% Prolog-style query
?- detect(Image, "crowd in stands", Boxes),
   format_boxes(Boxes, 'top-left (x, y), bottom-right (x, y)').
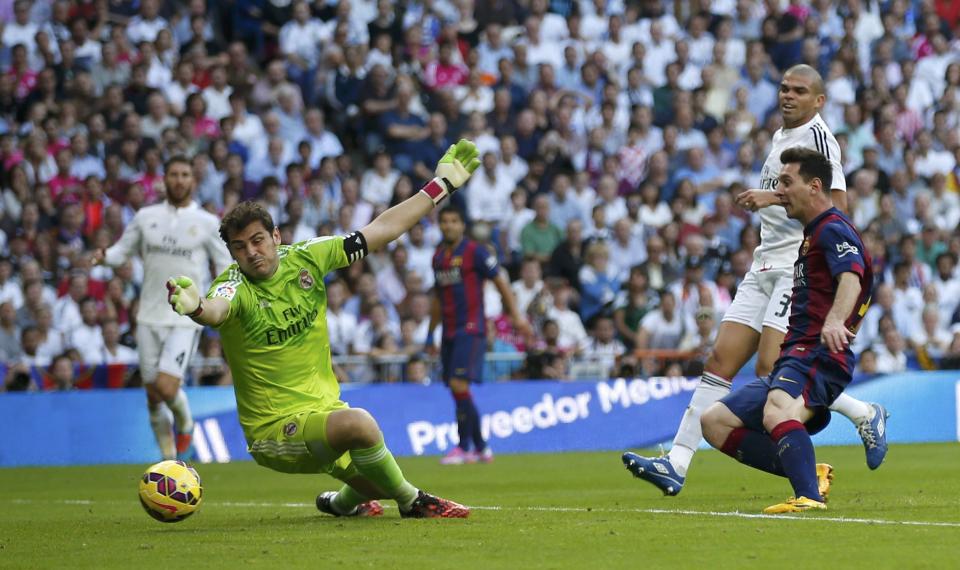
top-left (2, 0), bottom-right (960, 390)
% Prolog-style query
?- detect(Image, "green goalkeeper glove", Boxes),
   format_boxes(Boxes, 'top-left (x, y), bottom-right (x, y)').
top-left (166, 276), bottom-right (203, 318)
top-left (420, 139), bottom-right (481, 205)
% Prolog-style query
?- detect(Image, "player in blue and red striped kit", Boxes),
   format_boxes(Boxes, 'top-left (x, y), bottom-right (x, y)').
top-left (429, 206), bottom-right (532, 464)
top-left (702, 147), bottom-right (874, 514)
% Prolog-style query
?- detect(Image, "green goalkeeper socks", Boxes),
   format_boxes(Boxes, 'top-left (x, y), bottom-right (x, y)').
top-left (350, 441), bottom-right (418, 510)
top-left (330, 484), bottom-right (369, 515)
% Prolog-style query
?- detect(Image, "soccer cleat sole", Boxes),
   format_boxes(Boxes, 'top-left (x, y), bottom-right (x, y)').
top-left (401, 491), bottom-right (471, 519)
top-left (762, 496), bottom-right (827, 514)
top-left (865, 405), bottom-right (890, 470)
top-left (621, 452), bottom-right (684, 496)
top-left (816, 463), bottom-right (834, 503)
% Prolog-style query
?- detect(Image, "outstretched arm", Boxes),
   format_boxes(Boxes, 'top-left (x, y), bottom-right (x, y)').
top-left (93, 214), bottom-right (143, 267)
top-left (359, 139), bottom-right (480, 252)
top-left (166, 277), bottom-right (230, 327)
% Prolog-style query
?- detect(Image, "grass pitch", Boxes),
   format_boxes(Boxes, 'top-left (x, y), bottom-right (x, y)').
top-left (1, 443), bottom-right (958, 569)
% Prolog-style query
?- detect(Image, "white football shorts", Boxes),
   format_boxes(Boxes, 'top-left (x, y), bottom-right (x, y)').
top-left (136, 324), bottom-right (201, 384)
top-left (721, 269), bottom-right (794, 334)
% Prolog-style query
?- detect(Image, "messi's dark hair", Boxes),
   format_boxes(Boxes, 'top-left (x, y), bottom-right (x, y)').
top-left (779, 147), bottom-right (832, 191)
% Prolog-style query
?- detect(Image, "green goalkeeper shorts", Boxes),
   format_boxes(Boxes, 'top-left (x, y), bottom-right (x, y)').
top-left (246, 401), bottom-right (360, 479)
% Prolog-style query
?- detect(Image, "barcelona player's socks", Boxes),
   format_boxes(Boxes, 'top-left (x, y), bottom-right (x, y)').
top-left (350, 441), bottom-right (419, 510)
top-left (720, 427), bottom-right (785, 476)
top-left (454, 390), bottom-right (484, 451)
top-left (770, 420), bottom-right (821, 501)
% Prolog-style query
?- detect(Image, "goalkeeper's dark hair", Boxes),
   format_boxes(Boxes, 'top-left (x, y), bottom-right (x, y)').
top-left (438, 204), bottom-right (465, 222)
top-left (219, 201), bottom-right (276, 245)
top-left (779, 147), bottom-right (832, 192)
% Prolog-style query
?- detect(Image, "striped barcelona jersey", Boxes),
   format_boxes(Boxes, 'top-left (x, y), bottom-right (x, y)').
top-left (782, 208), bottom-right (873, 373)
top-left (433, 239), bottom-right (500, 339)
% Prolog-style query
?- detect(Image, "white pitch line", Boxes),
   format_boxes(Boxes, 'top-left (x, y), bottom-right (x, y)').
top-left (10, 499), bottom-right (960, 528)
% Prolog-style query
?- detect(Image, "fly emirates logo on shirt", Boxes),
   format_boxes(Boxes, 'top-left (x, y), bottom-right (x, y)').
top-left (264, 305), bottom-right (319, 346)
top-left (759, 164), bottom-right (779, 191)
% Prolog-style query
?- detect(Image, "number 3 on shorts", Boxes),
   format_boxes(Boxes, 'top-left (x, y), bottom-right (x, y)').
top-left (774, 292), bottom-right (790, 318)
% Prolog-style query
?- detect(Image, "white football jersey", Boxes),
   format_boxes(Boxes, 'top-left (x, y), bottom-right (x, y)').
top-left (753, 113), bottom-right (846, 271)
top-left (105, 201), bottom-right (232, 328)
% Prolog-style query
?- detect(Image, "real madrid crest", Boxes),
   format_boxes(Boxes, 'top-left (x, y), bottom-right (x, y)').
top-left (800, 238), bottom-right (810, 256)
top-left (298, 268), bottom-right (314, 289)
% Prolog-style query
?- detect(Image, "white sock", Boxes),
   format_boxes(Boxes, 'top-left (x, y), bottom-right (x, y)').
top-left (669, 372), bottom-right (731, 476)
top-left (166, 388), bottom-right (195, 434)
top-left (829, 393), bottom-right (873, 424)
top-left (149, 404), bottom-right (176, 460)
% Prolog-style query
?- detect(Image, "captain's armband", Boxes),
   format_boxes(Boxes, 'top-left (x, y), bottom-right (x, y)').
top-left (342, 231), bottom-right (369, 263)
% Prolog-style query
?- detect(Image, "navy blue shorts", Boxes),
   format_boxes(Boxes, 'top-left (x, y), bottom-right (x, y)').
top-left (440, 334), bottom-right (486, 385)
top-left (721, 350), bottom-right (851, 436)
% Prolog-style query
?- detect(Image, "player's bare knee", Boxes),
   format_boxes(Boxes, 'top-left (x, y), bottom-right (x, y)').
top-left (700, 404), bottom-right (725, 447)
top-left (145, 384), bottom-right (164, 406)
top-left (339, 409), bottom-right (382, 448)
top-left (762, 402), bottom-right (790, 433)
top-left (703, 349), bottom-right (737, 380)
top-left (154, 373), bottom-right (181, 401)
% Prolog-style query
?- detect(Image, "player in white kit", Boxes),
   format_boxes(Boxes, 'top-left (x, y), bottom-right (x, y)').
top-left (94, 157), bottom-right (232, 460)
top-left (623, 65), bottom-right (889, 495)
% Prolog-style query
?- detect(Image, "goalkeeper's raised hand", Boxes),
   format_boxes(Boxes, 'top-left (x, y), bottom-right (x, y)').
top-left (419, 139), bottom-right (481, 205)
top-left (166, 276), bottom-right (203, 318)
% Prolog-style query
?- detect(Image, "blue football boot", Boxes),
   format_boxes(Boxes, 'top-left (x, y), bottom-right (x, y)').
top-left (857, 403), bottom-right (889, 470)
top-left (622, 451), bottom-right (685, 496)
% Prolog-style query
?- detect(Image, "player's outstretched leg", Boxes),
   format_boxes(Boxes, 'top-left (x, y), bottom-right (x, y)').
top-left (622, 322), bottom-right (760, 494)
top-left (829, 394), bottom-right (888, 469)
top-left (622, 372), bottom-right (733, 495)
top-left (319, 409), bottom-right (469, 518)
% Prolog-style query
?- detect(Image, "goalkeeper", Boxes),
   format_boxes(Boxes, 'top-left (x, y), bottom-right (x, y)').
top-left (167, 141), bottom-right (481, 518)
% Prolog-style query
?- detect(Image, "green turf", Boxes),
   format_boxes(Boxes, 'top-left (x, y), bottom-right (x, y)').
top-left (1, 443), bottom-right (957, 569)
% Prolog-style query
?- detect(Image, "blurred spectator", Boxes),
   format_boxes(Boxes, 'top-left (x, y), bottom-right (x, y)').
top-left (546, 284), bottom-right (587, 354)
top-left (637, 290), bottom-right (689, 351)
top-left (89, 318), bottom-right (138, 366)
top-left (47, 352), bottom-right (75, 390)
top-left (910, 304), bottom-right (952, 362)
top-left (326, 279), bottom-right (358, 357)
top-left (578, 241), bottom-right (620, 324)
top-left (678, 305), bottom-right (718, 375)
top-left (512, 257), bottom-right (544, 316)
top-left (521, 194), bottom-right (564, 265)
top-left (874, 328), bottom-right (908, 374)
top-left (0, 301), bottom-right (21, 363)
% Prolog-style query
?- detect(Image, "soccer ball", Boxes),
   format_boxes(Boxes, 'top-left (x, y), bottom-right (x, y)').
top-left (138, 460), bottom-right (204, 523)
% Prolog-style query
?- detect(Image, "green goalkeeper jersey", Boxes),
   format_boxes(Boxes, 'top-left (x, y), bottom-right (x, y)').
top-left (206, 236), bottom-right (353, 440)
